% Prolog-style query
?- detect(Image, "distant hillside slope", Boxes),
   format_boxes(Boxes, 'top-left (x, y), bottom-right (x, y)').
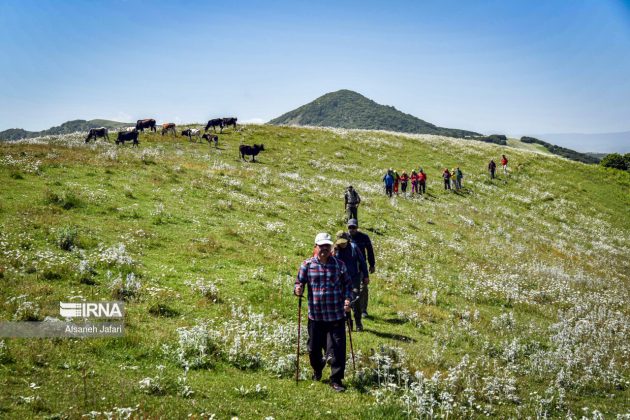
top-left (0, 119), bottom-right (130, 141)
top-left (269, 89), bottom-right (481, 138)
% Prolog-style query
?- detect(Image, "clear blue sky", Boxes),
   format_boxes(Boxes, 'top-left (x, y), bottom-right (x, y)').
top-left (1, 0), bottom-right (629, 151)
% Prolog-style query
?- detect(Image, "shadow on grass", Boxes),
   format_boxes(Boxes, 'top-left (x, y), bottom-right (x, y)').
top-left (363, 328), bottom-right (416, 343)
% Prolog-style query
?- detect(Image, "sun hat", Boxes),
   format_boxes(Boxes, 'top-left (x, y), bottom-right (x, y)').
top-left (335, 230), bottom-right (350, 245)
top-left (314, 232), bottom-right (333, 246)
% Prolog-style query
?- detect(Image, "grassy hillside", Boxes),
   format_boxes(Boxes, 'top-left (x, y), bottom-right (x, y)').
top-left (269, 90), bottom-right (481, 138)
top-left (0, 125), bottom-right (628, 418)
top-left (0, 119), bottom-right (131, 141)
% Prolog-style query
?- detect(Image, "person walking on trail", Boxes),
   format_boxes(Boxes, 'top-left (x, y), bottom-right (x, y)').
top-left (295, 232), bottom-right (352, 392)
top-left (333, 231), bottom-right (369, 331)
top-left (393, 170), bottom-right (400, 195)
top-left (399, 171), bottom-right (409, 195)
top-left (418, 169), bottom-right (427, 194)
top-left (455, 167), bottom-right (463, 190)
top-left (501, 155), bottom-right (508, 175)
top-left (410, 170), bottom-right (419, 195)
top-left (383, 169), bottom-right (394, 197)
top-left (344, 186), bottom-right (361, 222)
top-left (347, 218), bottom-right (375, 318)
top-left (442, 168), bottom-right (452, 190)
top-left (488, 159), bottom-right (497, 179)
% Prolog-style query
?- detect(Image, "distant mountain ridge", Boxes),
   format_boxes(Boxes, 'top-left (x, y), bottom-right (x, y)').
top-left (269, 90), bottom-right (481, 138)
top-left (0, 119), bottom-right (131, 141)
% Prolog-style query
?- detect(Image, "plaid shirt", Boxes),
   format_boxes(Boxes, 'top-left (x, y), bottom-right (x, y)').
top-left (295, 256), bottom-right (352, 322)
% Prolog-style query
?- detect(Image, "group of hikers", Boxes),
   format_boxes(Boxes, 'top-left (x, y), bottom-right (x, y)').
top-left (489, 154), bottom-right (509, 179)
top-left (294, 219), bottom-right (375, 392)
top-left (381, 154), bottom-right (510, 197)
top-left (294, 154), bottom-right (510, 392)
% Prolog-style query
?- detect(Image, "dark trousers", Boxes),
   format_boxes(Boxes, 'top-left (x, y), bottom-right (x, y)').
top-left (490, 169), bottom-right (495, 179)
top-left (308, 319), bottom-right (346, 383)
top-left (419, 181), bottom-right (426, 194)
top-left (385, 186), bottom-right (393, 197)
top-left (346, 205), bottom-right (358, 222)
top-left (401, 182), bottom-right (408, 193)
top-left (359, 283), bottom-right (368, 315)
top-left (444, 179), bottom-right (451, 190)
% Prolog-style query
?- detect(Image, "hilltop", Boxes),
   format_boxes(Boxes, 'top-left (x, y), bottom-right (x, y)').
top-left (269, 90), bottom-right (481, 138)
top-left (0, 119), bottom-right (130, 141)
top-left (0, 125), bottom-right (628, 418)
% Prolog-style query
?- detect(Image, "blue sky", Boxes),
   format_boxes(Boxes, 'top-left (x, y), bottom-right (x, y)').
top-left (1, 0), bottom-right (629, 151)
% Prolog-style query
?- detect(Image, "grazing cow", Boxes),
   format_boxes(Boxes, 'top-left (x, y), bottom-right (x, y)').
top-left (181, 128), bottom-right (201, 141)
top-left (116, 131), bottom-right (139, 147)
top-left (85, 127), bottom-right (109, 143)
top-left (239, 144), bottom-right (264, 162)
top-left (124, 126), bottom-right (137, 133)
top-left (161, 123), bottom-right (176, 136)
top-left (136, 119), bottom-right (157, 132)
top-left (202, 133), bottom-right (218, 147)
top-left (204, 118), bottom-right (223, 133)
top-left (221, 117), bottom-right (237, 131)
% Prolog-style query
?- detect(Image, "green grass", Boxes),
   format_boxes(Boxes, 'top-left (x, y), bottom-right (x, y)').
top-left (0, 125), bottom-right (628, 418)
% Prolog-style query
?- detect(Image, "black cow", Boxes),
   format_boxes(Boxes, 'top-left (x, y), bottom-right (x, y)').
top-left (85, 127), bottom-right (109, 143)
top-left (239, 144), bottom-right (264, 162)
top-left (116, 131), bottom-right (139, 147)
top-left (204, 118), bottom-right (223, 133)
top-left (221, 117), bottom-right (237, 131)
top-left (136, 119), bottom-right (157, 132)
top-left (202, 133), bottom-right (218, 147)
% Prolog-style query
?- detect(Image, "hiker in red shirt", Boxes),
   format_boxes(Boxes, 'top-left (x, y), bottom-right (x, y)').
top-left (393, 171), bottom-right (400, 195)
top-left (418, 169), bottom-right (427, 194)
top-left (501, 155), bottom-right (508, 175)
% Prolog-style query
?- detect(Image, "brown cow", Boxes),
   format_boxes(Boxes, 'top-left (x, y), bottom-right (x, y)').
top-left (161, 123), bottom-right (176, 136)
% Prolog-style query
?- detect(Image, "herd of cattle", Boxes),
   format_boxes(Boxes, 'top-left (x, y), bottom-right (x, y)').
top-left (84, 117), bottom-right (265, 161)
top-left (84, 117), bottom-right (238, 146)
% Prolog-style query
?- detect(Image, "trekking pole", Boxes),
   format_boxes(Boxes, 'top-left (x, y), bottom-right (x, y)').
top-left (296, 294), bottom-right (303, 385)
top-left (346, 311), bottom-right (356, 373)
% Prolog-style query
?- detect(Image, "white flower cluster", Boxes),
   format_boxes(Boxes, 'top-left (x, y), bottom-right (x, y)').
top-left (97, 243), bottom-right (135, 267)
top-left (185, 278), bottom-right (220, 302)
top-left (167, 305), bottom-right (304, 377)
top-left (0, 154), bottom-right (41, 173)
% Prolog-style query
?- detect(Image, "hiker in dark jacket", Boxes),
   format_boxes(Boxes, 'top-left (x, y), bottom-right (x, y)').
top-left (347, 218), bottom-right (375, 318)
top-left (488, 160), bottom-right (497, 179)
top-left (383, 169), bottom-right (394, 197)
top-left (399, 171), bottom-right (409, 195)
top-left (334, 231), bottom-right (369, 331)
top-left (344, 185), bottom-right (361, 223)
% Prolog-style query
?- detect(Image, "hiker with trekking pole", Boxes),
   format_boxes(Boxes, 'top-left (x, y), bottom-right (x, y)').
top-left (333, 231), bottom-right (369, 331)
top-left (294, 232), bottom-right (353, 392)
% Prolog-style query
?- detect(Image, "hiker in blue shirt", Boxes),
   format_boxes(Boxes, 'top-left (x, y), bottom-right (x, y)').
top-left (383, 169), bottom-right (395, 197)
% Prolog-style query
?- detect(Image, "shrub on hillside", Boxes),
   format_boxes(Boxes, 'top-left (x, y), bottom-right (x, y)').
top-left (44, 189), bottom-right (83, 209)
top-left (600, 153), bottom-right (628, 171)
top-left (56, 226), bottom-right (78, 251)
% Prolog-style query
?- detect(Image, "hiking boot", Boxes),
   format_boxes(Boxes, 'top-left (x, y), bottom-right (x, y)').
top-left (362, 311), bottom-right (368, 318)
top-left (356, 323), bottom-right (363, 332)
top-left (312, 371), bottom-right (322, 381)
top-left (330, 382), bottom-right (346, 392)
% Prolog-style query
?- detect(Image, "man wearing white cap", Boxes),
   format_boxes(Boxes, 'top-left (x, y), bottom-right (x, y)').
top-left (295, 232), bottom-right (353, 392)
